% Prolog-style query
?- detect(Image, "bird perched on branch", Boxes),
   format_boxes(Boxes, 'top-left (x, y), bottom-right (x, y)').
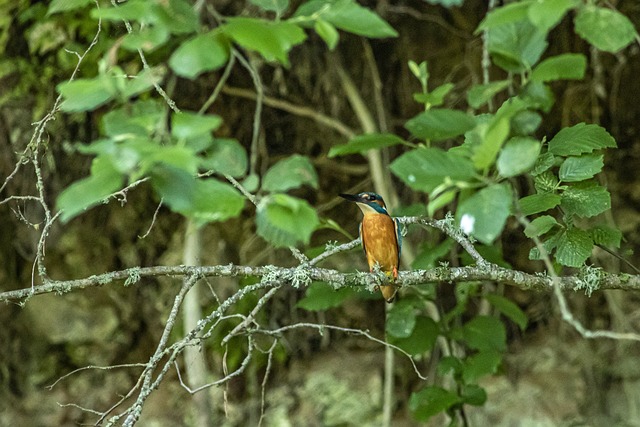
top-left (339, 192), bottom-right (402, 302)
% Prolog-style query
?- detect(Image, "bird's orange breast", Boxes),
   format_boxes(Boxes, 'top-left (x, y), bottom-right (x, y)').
top-left (361, 213), bottom-right (399, 273)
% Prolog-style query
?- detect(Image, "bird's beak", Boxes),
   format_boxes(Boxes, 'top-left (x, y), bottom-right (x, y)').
top-left (339, 193), bottom-right (359, 202)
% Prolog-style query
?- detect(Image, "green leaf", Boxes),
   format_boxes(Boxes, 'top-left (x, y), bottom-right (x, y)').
top-left (575, 6), bottom-right (638, 53)
top-left (488, 19), bottom-right (547, 73)
top-left (57, 157), bottom-right (123, 222)
top-left (328, 133), bottom-right (405, 157)
top-left (151, 0), bottom-right (200, 34)
top-left (150, 164), bottom-right (197, 212)
top-left (389, 316), bottom-right (439, 356)
top-left (57, 76), bottom-right (114, 112)
top-left (386, 301), bottom-right (417, 338)
top-left (460, 384), bottom-right (488, 406)
top-left (530, 53), bottom-right (587, 82)
top-left (485, 294), bottom-right (528, 331)
top-left (48, 0), bottom-right (93, 14)
top-left (119, 67), bottom-right (165, 99)
top-left (555, 227), bottom-right (593, 267)
top-left (558, 155), bottom-right (603, 182)
top-left (561, 182), bottom-right (611, 218)
top-left (476, 1), bottom-right (533, 32)
top-left (200, 139), bottom-right (248, 177)
top-left (91, 0), bottom-right (152, 22)
top-left (467, 80), bottom-right (510, 109)
top-left (512, 110), bottom-right (542, 135)
top-left (462, 350), bottom-right (502, 384)
top-left (412, 239), bottom-right (454, 270)
top-left (102, 99), bottom-right (165, 137)
top-left (172, 112), bottom-right (222, 140)
top-left (122, 25), bottom-right (169, 52)
top-left (224, 17), bottom-right (306, 66)
top-left (256, 194), bottom-right (319, 247)
top-left (410, 386), bottom-right (461, 422)
top-left (390, 147), bottom-right (476, 193)
top-left (250, 0), bottom-right (290, 14)
top-left (462, 315), bottom-right (507, 352)
top-left (293, 0), bottom-right (398, 38)
top-left (297, 282), bottom-right (355, 310)
top-left (497, 137), bottom-right (540, 177)
top-left (405, 108), bottom-right (476, 141)
top-left (588, 225), bottom-right (622, 249)
top-left (527, 0), bottom-right (579, 32)
top-left (169, 31), bottom-right (230, 79)
top-left (456, 184), bottom-right (512, 245)
top-left (413, 83), bottom-right (454, 108)
top-left (548, 123), bottom-right (616, 156)
top-left (530, 152), bottom-right (555, 176)
top-left (524, 215), bottom-right (558, 238)
top-left (314, 19), bottom-right (339, 50)
top-left (262, 155), bottom-right (318, 192)
top-left (472, 97), bottom-right (528, 170)
top-left (518, 193), bottom-right (561, 216)
top-left (534, 170), bottom-right (559, 194)
top-left (188, 179), bottom-right (245, 224)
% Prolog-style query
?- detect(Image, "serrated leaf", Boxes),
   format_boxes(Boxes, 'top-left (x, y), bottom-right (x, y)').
top-left (588, 225), bottom-right (622, 249)
top-left (561, 183), bottom-right (610, 218)
top-left (390, 147), bottom-right (475, 193)
top-left (534, 170), bottom-right (559, 193)
top-left (314, 19), bottom-right (339, 50)
top-left (548, 123), bottom-right (616, 156)
top-left (575, 6), bottom-right (637, 53)
top-left (91, 0), bottom-right (152, 22)
top-left (410, 386), bottom-right (461, 422)
top-left (57, 76), bottom-right (114, 112)
top-left (473, 97), bottom-right (528, 170)
top-left (262, 155), bottom-right (318, 192)
top-left (462, 315), bottom-right (507, 352)
top-left (328, 133), bottom-right (405, 157)
top-left (200, 138), bottom-right (247, 177)
top-left (487, 19), bottom-right (547, 73)
top-left (150, 164), bottom-right (197, 212)
top-left (169, 31), bottom-right (230, 79)
top-left (297, 282), bottom-right (355, 310)
top-left (530, 53), bottom-right (586, 82)
top-left (485, 294), bottom-right (528, 330)
top-left (172, 112), bottom-right (222, 140)
top-left (256, 194), bottom-right (319, 247)
top-left (524, 215), bottom-right (558, 238)
top-left (527, 0), bottom-right (579, 32)
top-left (57, 157), bottom-right (123, 222)
top-left (189, 179), bottom-right (245, 224)
top-left (389, 316), bottom-right (439, 356)
top-left (405, 108), bottom-right (476, 141)
top-left (462, 350), bottom-right (502, 384)
top-left (386, 301), bottom-right (417, 338)
top-left (497, 137), bottom-right (541, 177)
top-left (224, 17), bottom-right (306, 66)
top-left (518, 193), bottom-right (561, 216)
top-left (467, 80), bottom-right (510, 109)
top-left (293, 0), bottom-right (397, 38)
top-left (476, 1), bottom-right (533, 32)
top-left (456, 184), bottom-right (512, 245)
top-left (555, 227), bottom-right (593, 267)
top-left (48, 0), bottom-right (93, 15)
top-left (122, 25), bottom-right (169, 52)
top-left (558, 155), bottom-right (603, 182)
top-left (530, 152), bottom-right (555, 176)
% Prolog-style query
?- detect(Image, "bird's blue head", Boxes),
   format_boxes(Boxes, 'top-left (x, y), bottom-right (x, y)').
top-left (339, 192), bottom-right (388, 215)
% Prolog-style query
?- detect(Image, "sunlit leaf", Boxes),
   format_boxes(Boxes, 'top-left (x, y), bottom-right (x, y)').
top-left (405, 108), bottom-right (476, 141)
top-left (169, 31), bottom-right (230, 79)
top-left (558, 155), bottom-right (603, 182)
top-left (555, 227), bottom-right (593, 267)
top-left (575, 6), bottom-right (637, 53)
top-left (497, 137), bottom-right (540, 177)
top-left (456, 184), bottom-right (512, 245)
top-left (531, 53), bottom-right (586, 82)
top-left (518, 193), bottom-right (561, 216)
top-left (256, 194), bottom-right (319, 247)
top-left (328, 133), bottom-right (405, 157)
top-left (523, 215), bottom-right (558, 238)
top-left (548, 123), bottom-right (616, 156)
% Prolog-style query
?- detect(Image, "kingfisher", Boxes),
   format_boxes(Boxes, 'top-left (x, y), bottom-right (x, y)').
top-left (339, 192), bottom-right (402, 302)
